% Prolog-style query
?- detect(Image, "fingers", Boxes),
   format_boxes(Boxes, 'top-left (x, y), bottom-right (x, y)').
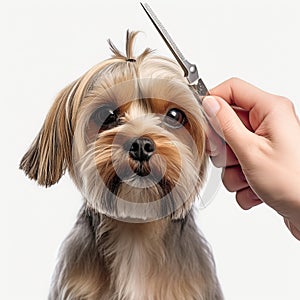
top-left (209, 78), bottom-right (279, 134)
top-left (232, 107), bottom-right (253, 132)
top-left (222, 166), bottom-right (248, 192)
top-left (205, 78), bottom-right (277, 212)
top-left (220, 164), bottom-right (263, 210)
top-left (236, 187), bottom-right (263, 210)
top-left (205, 123), bottom-right (224, 156)
top-left (205, 124), bottom-right (239, 167)
top-left (209, 77), bottom-right (274, 112)
top-left (205, 107), bottom-right (252, 167)
top-left (210, 144), bottom-right (238, 168)
top-left (202, 96), bottom-right (253, 156)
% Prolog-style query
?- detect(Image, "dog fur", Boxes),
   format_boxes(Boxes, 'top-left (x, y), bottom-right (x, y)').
top-left (20, 31), bottom-right (223, 300)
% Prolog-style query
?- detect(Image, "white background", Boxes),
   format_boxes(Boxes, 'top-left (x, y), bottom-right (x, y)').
top-left (1, 0), bottom-right (300, 299)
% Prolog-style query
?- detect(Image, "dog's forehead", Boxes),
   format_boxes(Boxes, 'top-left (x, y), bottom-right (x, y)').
top-left (118, 98), bottom-right (168, 121)
top-left (88, 77), bottom-right (199, 111)
top-left (85, 55), bottom-right (199, 108)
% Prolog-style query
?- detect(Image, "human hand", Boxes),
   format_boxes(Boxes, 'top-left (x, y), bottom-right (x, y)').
top-left (202, 78), bottom-right (300, 240)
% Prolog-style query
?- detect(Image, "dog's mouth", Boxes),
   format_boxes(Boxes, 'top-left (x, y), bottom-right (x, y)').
top-left (104, 155), bottom-right (172, 200)
top-left (109, 172), bottom-right (174, 202)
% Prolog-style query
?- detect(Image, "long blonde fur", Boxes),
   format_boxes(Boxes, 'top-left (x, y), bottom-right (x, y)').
top-left (20, 30), bottom-right (223, 300)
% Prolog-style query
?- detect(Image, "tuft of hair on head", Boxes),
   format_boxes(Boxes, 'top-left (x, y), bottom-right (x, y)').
top-left (107, 30), bottom-right (153, 62)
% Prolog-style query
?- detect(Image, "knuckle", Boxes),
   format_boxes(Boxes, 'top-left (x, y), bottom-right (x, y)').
top-left (228, 77), bottom-right (242, 86)
top-left (227, 77), bottom-right (245, 92)
top-left (271, 95), bottom-right (296, 116)
top-left (278, 95), bottom-right (291, 103)
top-left (276, 95), bottom-right (294, 109)
top-left (282, 97), bottom-right (295, 110)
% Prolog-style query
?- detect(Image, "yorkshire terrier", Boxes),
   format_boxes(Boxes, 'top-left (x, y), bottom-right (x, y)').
top-left (20, 31), bottom-right (223, 300)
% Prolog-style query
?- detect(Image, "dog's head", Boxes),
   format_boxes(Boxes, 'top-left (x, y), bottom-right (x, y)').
top-left (20, 31), bottom-right (208, 221)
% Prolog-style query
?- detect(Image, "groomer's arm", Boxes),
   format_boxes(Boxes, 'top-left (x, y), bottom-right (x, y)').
top-left (203, 78), bottom-right (300, 240)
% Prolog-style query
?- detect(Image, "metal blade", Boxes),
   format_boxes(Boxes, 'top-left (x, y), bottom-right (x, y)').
top-left (140, 3), bottom-right (199, 84)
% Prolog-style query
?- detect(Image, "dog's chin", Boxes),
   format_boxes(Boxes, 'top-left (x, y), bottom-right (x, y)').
top-left (81, 164), bottom-right (196, 221)
top-left (108, 171), bottom-right (173, 203)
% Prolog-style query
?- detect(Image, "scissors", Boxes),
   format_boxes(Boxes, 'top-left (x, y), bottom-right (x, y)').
top-left (140, 2), bottom-right (209, 102)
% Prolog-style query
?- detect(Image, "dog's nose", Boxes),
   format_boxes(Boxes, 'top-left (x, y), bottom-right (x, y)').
top-left (129, 137), bottom-right (155, 161)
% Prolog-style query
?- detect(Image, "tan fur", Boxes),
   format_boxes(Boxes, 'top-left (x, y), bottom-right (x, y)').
top-left (20, 30), bottom-right (223, 300)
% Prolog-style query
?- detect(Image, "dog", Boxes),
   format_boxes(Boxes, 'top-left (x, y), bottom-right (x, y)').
top-left (20, 30), bottom-right (223, 300)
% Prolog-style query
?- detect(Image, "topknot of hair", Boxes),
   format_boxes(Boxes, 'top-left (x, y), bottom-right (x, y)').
top-left (107, 30), bottom-right (153, 62)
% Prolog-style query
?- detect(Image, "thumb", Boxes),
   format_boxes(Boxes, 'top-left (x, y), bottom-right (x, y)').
top-left (202, 96), bottom-right (252, 154)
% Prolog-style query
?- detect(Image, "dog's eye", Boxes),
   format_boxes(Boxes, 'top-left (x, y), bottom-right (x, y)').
top-left (164, 108), bottom-right (187, 128)
top-left (91, 105), bottom-right (118, 128)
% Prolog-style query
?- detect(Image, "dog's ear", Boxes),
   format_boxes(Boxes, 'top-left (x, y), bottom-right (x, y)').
top-left (20, 79), bottom-right (81, 187)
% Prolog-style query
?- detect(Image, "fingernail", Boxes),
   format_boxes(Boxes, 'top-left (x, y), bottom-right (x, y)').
top-left (202, 96), bottom-right (220, 118)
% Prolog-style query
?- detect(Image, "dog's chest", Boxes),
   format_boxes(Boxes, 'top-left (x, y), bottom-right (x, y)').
top-left (117, 240), bottom-right (150, 298)
top-left (102, 221), bottom-right (210, 300)
top-left (109, 223), bottom-right (167, 299)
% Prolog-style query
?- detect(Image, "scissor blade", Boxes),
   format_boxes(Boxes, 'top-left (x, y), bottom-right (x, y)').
top-left (140, 2), bottom-right (199, 84)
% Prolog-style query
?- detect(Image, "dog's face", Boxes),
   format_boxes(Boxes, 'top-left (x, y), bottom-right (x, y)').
top-left (20, 31), bottom-right (207, 221)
